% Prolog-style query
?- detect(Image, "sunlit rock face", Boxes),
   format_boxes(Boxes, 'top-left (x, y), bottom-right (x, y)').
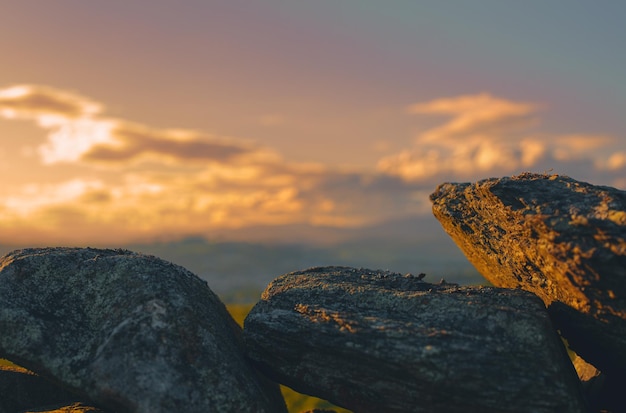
top-left (0, 247), bottom-right (287, 413)
top-left (243, 266), bottom-right (585, 413)
top-left (430, 173), bottom-right (626, 377)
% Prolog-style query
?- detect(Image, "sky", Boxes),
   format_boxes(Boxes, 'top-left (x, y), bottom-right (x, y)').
top-left (1, 1), bottom-right (625, 247)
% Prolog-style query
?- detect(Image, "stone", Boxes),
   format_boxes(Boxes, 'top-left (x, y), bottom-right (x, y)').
top-left (0, 364), bottom-right (90, 413)
top-left (0, 248), bottom-right (287, 413)
top-left (430, 173), bottom-right (626, 375)
top-left (243, 266), bottom-right (586, 413)
top-left (22, 402), bottom-right (106, 413)
top-left (573, 354), bottom-right (601, 382)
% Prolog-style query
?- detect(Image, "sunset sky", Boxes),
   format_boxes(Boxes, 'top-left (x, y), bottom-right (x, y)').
top-left (1, 1), bottom-right (625, 246)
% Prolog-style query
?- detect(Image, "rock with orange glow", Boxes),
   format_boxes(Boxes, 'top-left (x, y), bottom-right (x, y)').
top-left (43, 404), bottom-right (106, 413)
top-left (430, 173), bottom-right (626, 377)
top-left (0, 247), bottom-right (286, 413)
top-left (243, 266), bottom-right (586, 413)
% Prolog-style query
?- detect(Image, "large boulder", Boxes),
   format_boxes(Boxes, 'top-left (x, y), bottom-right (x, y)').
top-left (430, 173), bottom-right (626, 375)
top-left (243, 266), bottom-right (585, 413)
top-left (0, 248), bottom-right (287, 413)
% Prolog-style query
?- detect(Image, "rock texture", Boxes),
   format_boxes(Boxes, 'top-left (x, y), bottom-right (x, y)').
top-left (0, 248), bottom-right (286, 413)
top-left (22, 403), bottom-right (106, 413)
top-left (430, 173), bottom-right (626, 376)
top-left (243, 266), bottom-right (586, 413)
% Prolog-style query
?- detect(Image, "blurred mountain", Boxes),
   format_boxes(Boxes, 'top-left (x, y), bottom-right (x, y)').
top-left (125, 215), bottom-right (483, 300)
top-left (0, 215), bottom-right (483, 302)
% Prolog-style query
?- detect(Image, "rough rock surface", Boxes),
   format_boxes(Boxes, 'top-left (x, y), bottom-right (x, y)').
top-left (243, 266), bottom-right (585, 413)
top-left (22, 403), bottom-right (106, 413)
top-left (0, 248), bottom-right (287, 413)
top-left (430, 173), bottom-right (626, 375)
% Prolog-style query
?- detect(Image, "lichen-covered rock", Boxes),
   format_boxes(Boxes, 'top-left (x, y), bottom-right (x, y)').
top-left (0, 248), bottom-right (287, 413)
top-left (430, 173), bottom-right (626, 375)
top-left (243, 266), bottom-right (585, 413)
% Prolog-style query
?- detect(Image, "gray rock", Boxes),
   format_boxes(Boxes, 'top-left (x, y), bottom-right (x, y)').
top-left (243, 266), bottom-right (586, 413)
top-left (430, 173), bottom-right (626, 375)
top-left (0, 248), bottom-right (287, 413)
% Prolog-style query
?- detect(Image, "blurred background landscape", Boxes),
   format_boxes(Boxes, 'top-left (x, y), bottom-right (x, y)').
top-left (1, 1), bottom-right (625, 301)
top-left (0, 215), bottom-right (483, 301)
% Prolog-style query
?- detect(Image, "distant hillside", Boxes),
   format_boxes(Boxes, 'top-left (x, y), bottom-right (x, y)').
top-left (0, 216), bottom-right (483, 302)
top-left (125, 217), bottom-right (483, 300)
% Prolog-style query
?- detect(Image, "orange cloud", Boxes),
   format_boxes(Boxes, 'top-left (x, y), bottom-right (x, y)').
top-left (408, 93), bottom-right (538, 143)
top-left (0, 84), bottom-right (101, 119)
top-left (3, 179), bottom-right (106, 215)
top-left (378, 93), bottom-right (620, 182)
top-left (606, 152), bottom-right (626, 170)
top-left (378, 94), bottom-right (543, 180)
top-left (0, 84), bottom-right (425, 244)
top-left (0, 167), bottom-right (415, 245)
top-left (0, 84), bottom-right (272, 166)
top-left (552, 134), bottom-right (615, 161)
top-left (4, 85), bottom-right (619, 245)
top-left (83, 123), bottom-right (258, 165)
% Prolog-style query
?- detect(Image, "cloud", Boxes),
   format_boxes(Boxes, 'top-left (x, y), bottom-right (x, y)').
top-left (552, 134), bottom-right (615, 161)
top-left (0, 84), bottom-right (101, 119)
top-left (0, 84), bottom-right (426, 244)
top-left (3, 178), bottom-right (106, 215)
top-left (83, 123), bottom-right (261, 165)
top-left (378, 93), bottom-right (621, 183)
top-left (37, 117), bottom-right (117, 164)
top-left (0, 84), bottom-right (117, 164)
top-left (2, 85), bottom-right (622, 245)
top-left (606, 152), bottom-right (626, 170)
top-left (0, 165), bottom-right (425, 245)
top-left (0, 84), bottom-right (272, 166)
top-left (407, 93), bottom-right (539, 143)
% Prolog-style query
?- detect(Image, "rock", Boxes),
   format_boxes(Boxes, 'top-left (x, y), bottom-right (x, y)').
top-left (429, 173), bottom-right (626, 375)
top-left (573, 354), bottom-right (601, 382)
top-left (22, 402), bottom-right (106, 413)
top-left (243, 266), bottom-right (586, 413)
top-left (0, 248), bottom-right (287, 413)
top-left (0, 365), bottom-right (90, 413)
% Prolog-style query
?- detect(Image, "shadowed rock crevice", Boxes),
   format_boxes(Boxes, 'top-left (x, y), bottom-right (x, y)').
top-left (0, 364), bottom-right (98, 413)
